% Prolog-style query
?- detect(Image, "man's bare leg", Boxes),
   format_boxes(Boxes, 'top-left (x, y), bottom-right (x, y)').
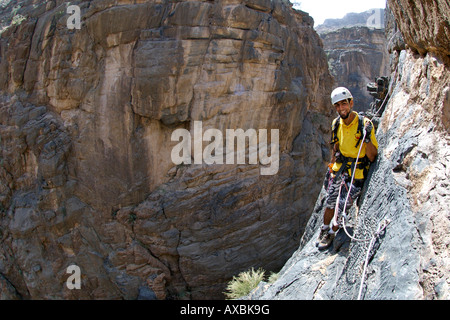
top-left (324, 207), bottom-right (339, 232)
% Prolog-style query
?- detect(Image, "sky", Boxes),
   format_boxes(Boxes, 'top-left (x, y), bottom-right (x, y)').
top-left (292, 0), bottom-right (387, 26)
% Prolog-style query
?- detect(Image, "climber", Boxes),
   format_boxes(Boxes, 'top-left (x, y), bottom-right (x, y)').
top-left (317, 87), bottom-right (379, 250)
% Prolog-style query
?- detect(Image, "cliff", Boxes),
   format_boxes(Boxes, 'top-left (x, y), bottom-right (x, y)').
top-left (247, 0), bottom-right (450, 300)
top-left (317, 9), bottom-right (389, 112)
top-left (316, 9), bottom-right (386, 33)
top-left (319, 26), bottom-right (389, 112)
top-left (0, 0), bottom-right (333, 299)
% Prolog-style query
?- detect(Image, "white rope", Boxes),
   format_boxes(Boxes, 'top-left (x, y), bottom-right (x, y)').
top-left (372, 87), bottom-right (391, 117)
top-left (372, 72), bottom-right (395, 118)
top-left (329, 122), bottom-right (391, 299)
top-left (357, 219), bottom-right (390, 300)
top-left (331, 128), bottom-right (371, 241)
top-left (340, 128), bottom-right (371, 242)
top-left (331, 178), bottom-right (345, 227)
top-left (358, 232), bottom-right (377, 300)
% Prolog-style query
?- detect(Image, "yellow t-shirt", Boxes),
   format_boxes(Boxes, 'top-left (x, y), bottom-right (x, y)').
top-left (332, 112), bottom-right (378, 180)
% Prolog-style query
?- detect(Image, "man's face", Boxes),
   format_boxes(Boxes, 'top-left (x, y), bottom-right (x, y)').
top-left (334, 99), bottom-right (353, 119)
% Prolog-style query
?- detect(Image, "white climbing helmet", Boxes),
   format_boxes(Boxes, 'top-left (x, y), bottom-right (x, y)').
top-left (331, 87), bottom-right (353, 105)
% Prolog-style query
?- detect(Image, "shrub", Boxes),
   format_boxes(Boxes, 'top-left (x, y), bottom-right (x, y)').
top-left (267, 271), bottom-right (279, 284)
top-left (224, 268), bottom-right (265, 300)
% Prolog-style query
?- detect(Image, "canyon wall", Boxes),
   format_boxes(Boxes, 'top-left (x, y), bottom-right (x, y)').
top-left (316, 9), bottom-right (386, 33)
top-left (0, 0), bottom-right (333, 299)
top-left (248, 0), bottom-right (449, 300)
top-left (318, 10), bottom-right (390, 111)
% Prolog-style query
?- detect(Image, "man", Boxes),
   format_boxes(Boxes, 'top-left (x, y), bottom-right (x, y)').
top-left (317, 87), bottom-right (378, 250)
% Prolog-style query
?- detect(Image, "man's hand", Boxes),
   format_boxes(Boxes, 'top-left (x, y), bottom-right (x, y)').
top-left (364, 121), bottom-right (373, 143)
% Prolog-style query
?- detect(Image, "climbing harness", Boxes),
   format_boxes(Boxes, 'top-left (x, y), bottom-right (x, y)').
top-left (330, 128), bottom-right (391, 300)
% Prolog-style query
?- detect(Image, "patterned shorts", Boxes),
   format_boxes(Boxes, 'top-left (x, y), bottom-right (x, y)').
top-left (325, 173), bottom-right (363, 225)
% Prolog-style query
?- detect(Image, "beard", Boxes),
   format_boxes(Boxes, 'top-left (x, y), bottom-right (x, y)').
top-left (339, 110), bottom-right (350, 119)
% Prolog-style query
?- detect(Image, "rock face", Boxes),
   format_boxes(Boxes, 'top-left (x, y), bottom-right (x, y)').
top-left (247, 1), bottom-right (450, 300)
top-left (387, 0), bottom-right (450, 59)
top-left (316, 9), bottom-right (386, 33)
top-left (0, 0), bottom-right (333, 299)
top-left (317, 10), bottom-right (390, 111)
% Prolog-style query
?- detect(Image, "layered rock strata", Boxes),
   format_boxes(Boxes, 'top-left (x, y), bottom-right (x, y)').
top-left (0, 0), bottom-right (333, 299)
top-left (318, 11), bottom-right (390, 111)
top-left (316, 9), bottom-right (386, 34)
top-left (387, 0), bottom-right (450, 59)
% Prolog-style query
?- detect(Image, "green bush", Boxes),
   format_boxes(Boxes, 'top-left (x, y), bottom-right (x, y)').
top-left (224, 268), bottom-right (266, 300)
top-left (267, 271), bottom-right (279, 284)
